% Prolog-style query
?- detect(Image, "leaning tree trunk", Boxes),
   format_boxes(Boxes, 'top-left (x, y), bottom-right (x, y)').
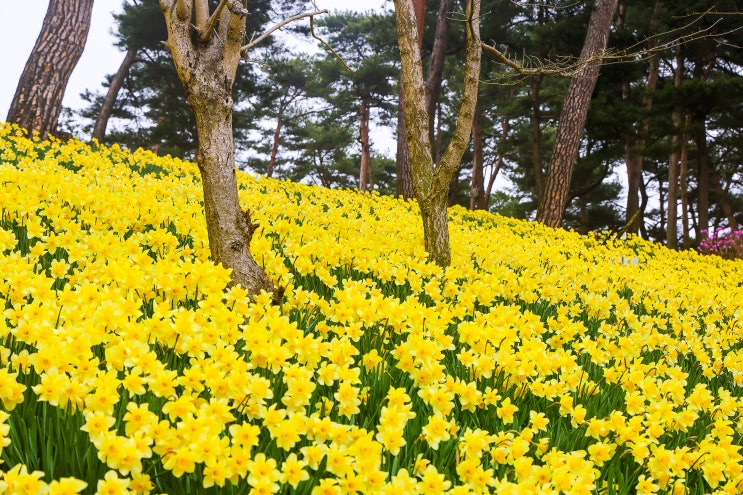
top-left (160, 0), bottom-right (273, 297)
top-left (93, 47), bottom-right (138, 141)
top-left (536, 0), bottom-right (619, 228)
top-left (7, 0), bottom-right (94, 139)
top-left (395, 0), bottom-right (481, 267)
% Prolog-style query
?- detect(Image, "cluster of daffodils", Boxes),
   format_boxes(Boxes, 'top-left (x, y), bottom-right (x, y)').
top-left (1, 122), bottom-right (742, 495)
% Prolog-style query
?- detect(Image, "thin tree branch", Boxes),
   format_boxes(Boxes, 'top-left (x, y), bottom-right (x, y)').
top-left (482, 8), bottom-right (741, 82)
top-left (309, 14), bottom-right (354, 74)
top-left (240, 10), bottom-right (328, 55)
top-left (201, 0), bottom-right (228, 42)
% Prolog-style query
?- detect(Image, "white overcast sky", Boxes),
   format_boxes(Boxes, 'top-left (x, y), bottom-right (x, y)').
top-left (0, 1), bottom-right (389, 119)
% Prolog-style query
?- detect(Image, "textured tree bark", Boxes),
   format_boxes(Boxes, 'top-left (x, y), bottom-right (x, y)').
top-left (395, 0), bottom-right (425, 200)
top-left (7, 0), bottom-right (94, 139)
top-left (160, 0), bottom-right (274, 297)
top-left (93, 48), bottom-right (138, 142)
top-left (359, 96), bottom-right (372, 191)
top-left (536, 0), bottom-right (619, 228)
top-left (395, 0), bottom-right (481, 267)
top-left (395, 86), bottom-right (415, 199)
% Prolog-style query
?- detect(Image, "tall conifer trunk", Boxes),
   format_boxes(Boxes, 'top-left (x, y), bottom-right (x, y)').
top-left (7, 0), bottom-right (94, 139)
top-left (536, 0), bottom-right (619, 228)
top-left (93, 48), bottom-right (138, 141)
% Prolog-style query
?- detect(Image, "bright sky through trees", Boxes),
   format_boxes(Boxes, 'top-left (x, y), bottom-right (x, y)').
top-left (0, 1), bottom-right (388, 118)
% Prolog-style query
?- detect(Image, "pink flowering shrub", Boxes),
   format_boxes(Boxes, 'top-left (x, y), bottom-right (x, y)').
top-left (697, 227), bottom-right (743, 260)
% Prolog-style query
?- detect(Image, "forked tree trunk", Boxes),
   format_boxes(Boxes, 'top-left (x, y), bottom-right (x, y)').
top-left (395, 0), bottom-right (481, 267)
top-left (160, 0), bottom-right (273, 297)
top-left (93, 47), bottom-right (139, 141)
top-left (536, 0), bottom-right (619, 227)
top-left (7, 0), bottom-right (94, 139)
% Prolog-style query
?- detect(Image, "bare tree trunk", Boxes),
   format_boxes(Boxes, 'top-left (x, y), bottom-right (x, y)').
top-left (667, 139), bottom-right (680, 248)
top-left (7, 0), bottom-right (94, 139)
top-left (536, 0), bottom-right (619, 228)
top-left (695, 117), bottom-right (710, 238)
top-left (657, 173), bottom-right (666, 242)
top-left (93, 48), bottom-right (138, 141)
top-left (395, 0), bottom-right (481, 267)
top-left (160, 0), bottom-right (274, 297)
top-left (396, 91), bottom-right (415, 199)
top-left (667, 52), bottom-right (684, 249)
top-left (482, 117), bottom-right (509, 209)
top-left (267, 115), bottom-right (283, 178)
top-left (680, 114), bottom-right (692, 249)
top-left (426, 0), bottom-right (455, 145)
top-left (395, 0), bottom-right (426, 199)
top-left (359, 96), bottom-right (372, 191)
top-left (470, 103), bottom-right (485, 210)
top-left (624, 1), bottom-right (662, 235)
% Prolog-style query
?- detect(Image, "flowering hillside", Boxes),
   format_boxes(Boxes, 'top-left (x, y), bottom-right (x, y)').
top-left (1, 123), bottom-right (742, 495)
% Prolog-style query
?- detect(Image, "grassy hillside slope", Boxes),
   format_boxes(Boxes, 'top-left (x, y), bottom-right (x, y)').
top-left (1, 123), bottom-right (742, 494)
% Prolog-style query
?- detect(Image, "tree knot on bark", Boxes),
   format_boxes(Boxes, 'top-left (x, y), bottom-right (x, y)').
top-left (228, 1), bottom-right (249, 17)
top-left (242, 208), bottom-right (259, 244)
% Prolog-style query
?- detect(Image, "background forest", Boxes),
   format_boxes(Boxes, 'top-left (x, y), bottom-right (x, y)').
top-left (59, 0), bottom-right (743, 247)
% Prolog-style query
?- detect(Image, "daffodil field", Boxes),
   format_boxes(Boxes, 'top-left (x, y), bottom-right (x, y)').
top-left (1, 123), bottom-right (742, 495)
